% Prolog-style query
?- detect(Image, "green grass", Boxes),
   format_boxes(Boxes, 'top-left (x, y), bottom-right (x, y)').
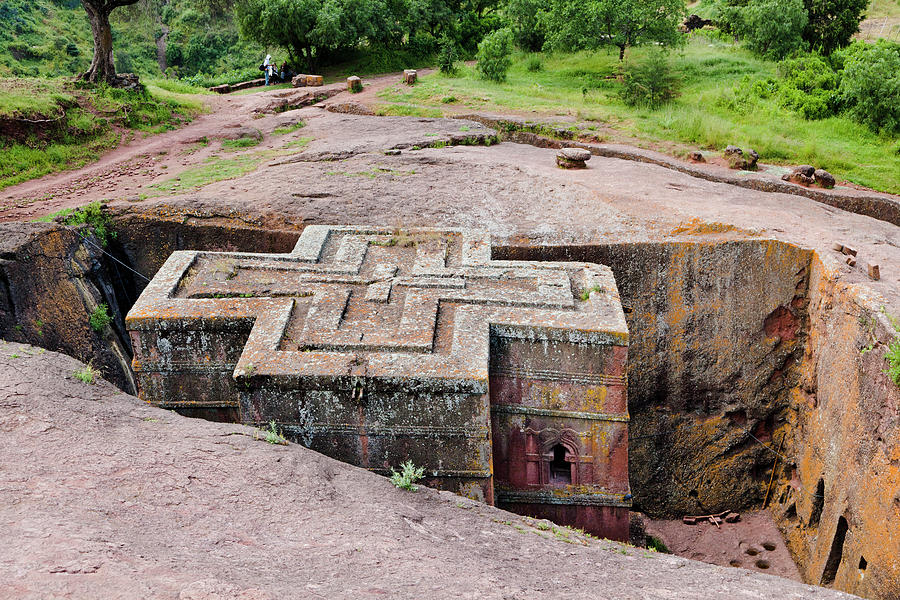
top-left (273, 121), bottom-right (306, 135)
top-left (73, 363), bottom-right (100, 384)
top-left (221, 137), bottom-right (261, 151)
top-left (283, 136), bottom-right (313, 149)
top-left (377, 38), bottom-right (900, 193)
top-left (374, 104), bottom-right (443, 118)
top-left (148, 154), bottom-right (267, 194)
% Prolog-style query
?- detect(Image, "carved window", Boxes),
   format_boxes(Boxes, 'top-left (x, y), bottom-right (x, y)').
top-left (549, 444), bottom-right (572, 485)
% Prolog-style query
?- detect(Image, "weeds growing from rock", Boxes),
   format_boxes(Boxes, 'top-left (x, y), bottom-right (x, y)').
top-left (89, 303), bottom-right (111, 332)
top-left (264, 420), bottom-right (287, 445)
top-left (390, 460), bottom-right (425, 491)
top-left (74, 363), bottom-right (100, 384)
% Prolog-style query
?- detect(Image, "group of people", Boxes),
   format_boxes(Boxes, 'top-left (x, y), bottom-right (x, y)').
top-left (261, 55), bottom-right (296, 85)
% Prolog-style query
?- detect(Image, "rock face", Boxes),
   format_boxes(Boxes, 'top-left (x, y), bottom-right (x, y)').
top-left (126, 225), bottom-right (633, 540)
top-left (0, 222), bottom-right (136, 393)
top-left (0, 342), bottom-right (861, 599)
top-left (557, 147), bottom-right (592, 169)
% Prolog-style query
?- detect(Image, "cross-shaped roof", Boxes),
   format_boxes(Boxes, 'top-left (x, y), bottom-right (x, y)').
top-left (127, 226), bottom-right (628, 392)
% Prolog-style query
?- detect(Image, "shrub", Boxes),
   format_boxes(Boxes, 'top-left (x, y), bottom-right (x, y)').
top-left (525, 55), bottom-right (543, 72)
top-left (775, 53), bottom-right (840, 119)
top-left (739, 0), bottom-right (808, 59)
top-left (89, 303), bottom-right (111, 332)
top-left (619, 50), bottom-right (681, 109)
top-left (437, 35), bottom-right (460, 75)
top-left (839, 41), bottom-right (900, 134)
top-left (476, 28), bottom-right (514, 83)
top-left (390, 460), bottom-right (426, 491)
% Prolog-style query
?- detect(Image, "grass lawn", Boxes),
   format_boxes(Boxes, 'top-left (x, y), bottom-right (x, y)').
top-left (377, 36), bottom-right (900, 194)
top-left (0, 78), bottom-right (207, 191)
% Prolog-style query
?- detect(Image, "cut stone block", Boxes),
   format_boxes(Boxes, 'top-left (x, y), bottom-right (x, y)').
top-left (127, 225), bottom-right (632, 541)
top-left (867, 263), bottom-right (880, 281)
top-left (557, 148), bottom-right (591, 169)
top-left (291, 74), bottom-right (309, 88)
top-left (403, 69), bottom-right (418, 85)
top-left (347, 76), bottom-right (362, 93)
top-left (306, 75), bottom-right (324, 86)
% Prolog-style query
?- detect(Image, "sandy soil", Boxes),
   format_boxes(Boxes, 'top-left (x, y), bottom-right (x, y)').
top-left (0, 341), bottom-right (859, 600)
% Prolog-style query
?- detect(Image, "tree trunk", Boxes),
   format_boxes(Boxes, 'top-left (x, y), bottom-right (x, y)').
top-left (80, 0), bottom-right (140, 84)
top-left (81, 1), bottom-right (117, 83)
top-left (618, 44), bottom-right (626, 61)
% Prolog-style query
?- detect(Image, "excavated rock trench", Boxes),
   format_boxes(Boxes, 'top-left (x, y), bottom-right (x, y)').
top-left (4, 209), bottom-right (897, 598)
top-left (1, 104), bottom-right (898, 599)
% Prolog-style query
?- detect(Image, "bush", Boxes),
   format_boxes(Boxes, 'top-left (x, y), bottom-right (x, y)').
top-left (476, 28), bottom-right (514, 83)
top-left (776, 53), bottom-right (840, 119)
top-left (437, 35), bottom-right (459, 75)
top-left (619, 50), bottom-right (681, 109)
top-left (525, 55), bottom-right (543, 72)
top-left (739, 0), bottom-right (808, 59)
top-left (839, 41), bottom-right (900, 134)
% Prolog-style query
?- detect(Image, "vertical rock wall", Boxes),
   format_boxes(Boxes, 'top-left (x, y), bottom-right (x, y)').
top-left (0, 223), bottom-right (135, 392)
top-left (772, 253), bottom-right (900, 599)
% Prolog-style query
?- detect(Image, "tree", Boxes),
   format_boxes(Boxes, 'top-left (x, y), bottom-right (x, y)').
top-left (506, 0), bottom-right (545, 52)
top-left (235, 0), bottom-right (390, 71)
top-left (476, 27), bottom-right (513, 82)
top-left (80, 0), bottom-right (141, 83)
top-left (739, 0), bottom-right (808, 59)
top-left (802, 0), bottom-right (867, 54)
top-left (544, 0), bottom-right (685, 61)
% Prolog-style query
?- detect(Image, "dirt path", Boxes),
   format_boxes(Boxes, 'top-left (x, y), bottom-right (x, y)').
top-left (0, 73), bottom-right (403, 222)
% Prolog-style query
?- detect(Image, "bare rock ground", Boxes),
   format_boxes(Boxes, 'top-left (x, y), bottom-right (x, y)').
top-left (0, 341), bottom-right (859, 600)
top-left (646, 512), bottom-right (802, 581)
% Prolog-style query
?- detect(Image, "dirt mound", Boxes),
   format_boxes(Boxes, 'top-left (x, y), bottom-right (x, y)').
top-left (0, 342), bottom-right (859, 600)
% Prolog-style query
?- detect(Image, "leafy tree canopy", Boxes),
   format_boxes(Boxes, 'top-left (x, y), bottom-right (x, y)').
top-left (543, 0), bottom-right (686, 61)
top-left (802, 0), bottom-right (867, 54)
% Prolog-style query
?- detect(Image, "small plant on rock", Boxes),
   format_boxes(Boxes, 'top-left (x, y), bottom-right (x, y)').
top-left (74, 362), bottom-right (100, 384)
top-left (264, 420), bottom-right (287, 445)
top-left (89, 303), bottom-right (112, 332)
top-left (390, 460), bottom-right (426, 491)
top-left (886, 339), bottom-right (900, 385)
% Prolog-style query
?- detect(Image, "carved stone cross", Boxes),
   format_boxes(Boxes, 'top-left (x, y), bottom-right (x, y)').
top-left (127, 225), bottom-right (632, 540)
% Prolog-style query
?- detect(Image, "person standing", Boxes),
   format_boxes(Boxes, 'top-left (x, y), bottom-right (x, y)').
top-left (263, 54), bottom-right (273, 86)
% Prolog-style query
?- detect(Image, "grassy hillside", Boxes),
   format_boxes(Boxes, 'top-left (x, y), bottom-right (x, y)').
top-left (0, 0), bottom-right (262, 80)
top-left (0, 77), bottom-right (206, 190)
